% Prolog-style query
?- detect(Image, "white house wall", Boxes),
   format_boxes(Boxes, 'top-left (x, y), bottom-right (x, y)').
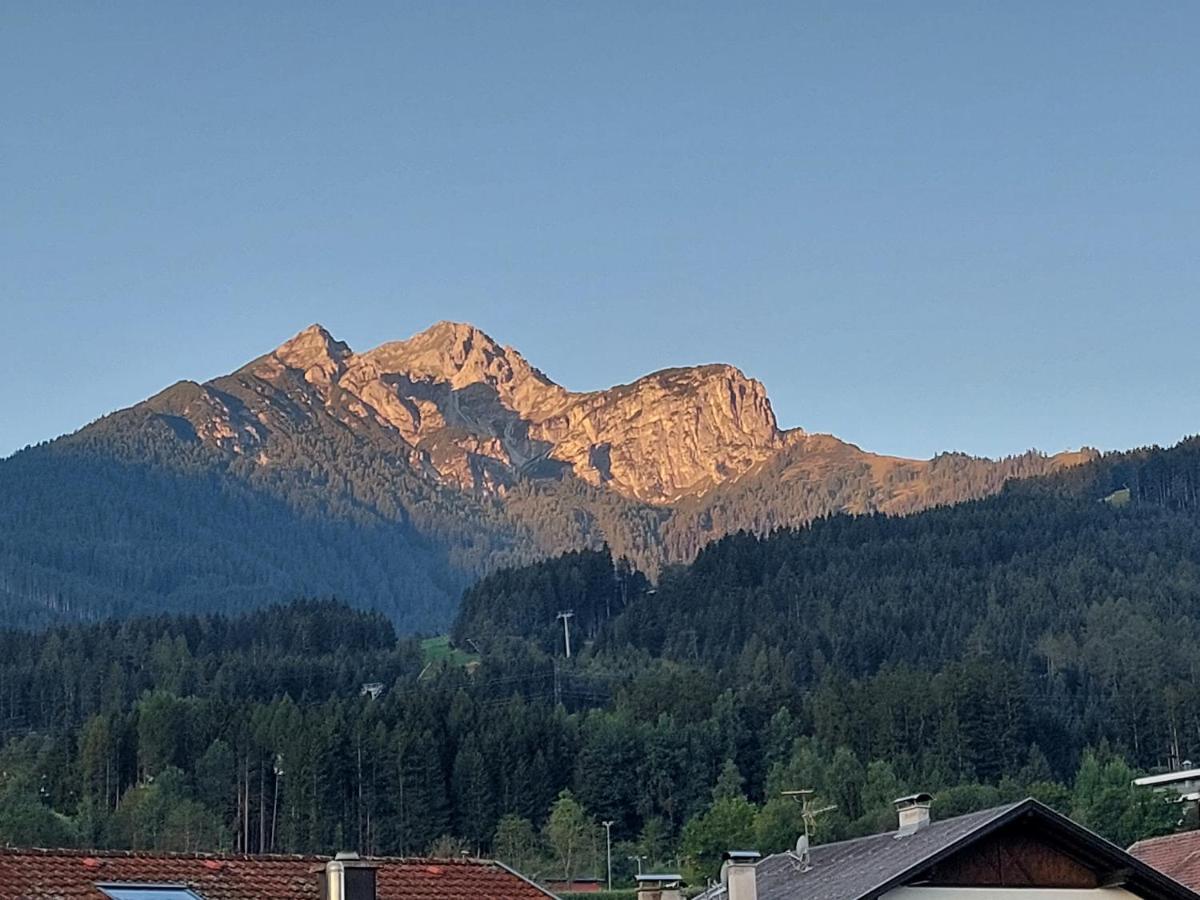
top-left (886, 888), bottom-right (1140, 900)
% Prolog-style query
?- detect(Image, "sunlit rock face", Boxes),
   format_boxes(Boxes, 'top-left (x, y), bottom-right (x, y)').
top-left (185, 321), bottom-right (785, 503)
top-left (529, 364), bottom-right (784, 503)
top-left (135, 321), bottom-right (1092, 515)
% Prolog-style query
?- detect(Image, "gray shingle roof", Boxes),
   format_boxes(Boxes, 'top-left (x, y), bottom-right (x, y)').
top-left (696, 802), bottom-right (1018, 900)
top-left (694, 799), bottom-right (1200, 900)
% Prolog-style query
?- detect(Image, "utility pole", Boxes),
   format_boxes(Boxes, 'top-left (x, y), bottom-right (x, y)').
top-left (602, 821), bottom-right (614, 890)
top-left (628, 855), bottom-right (645, 876)
top-left (556, 610), bottom-right (575, 658)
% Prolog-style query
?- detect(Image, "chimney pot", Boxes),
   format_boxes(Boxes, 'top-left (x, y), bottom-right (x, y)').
top-left (894, 792), bottom-right (933, 835)
top-left (721, 851), bottom-right (760, 900)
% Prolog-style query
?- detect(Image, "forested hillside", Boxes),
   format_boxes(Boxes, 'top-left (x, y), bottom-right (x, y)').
top-left (467, 437), bottom-right (1200, 783)
top-left (5, 439), bottom-right (1200, 883)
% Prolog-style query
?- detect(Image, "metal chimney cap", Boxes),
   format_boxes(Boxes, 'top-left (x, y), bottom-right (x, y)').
top-left (723, 850), bottom-right (762, 863)
top-left (893, 792), bottom-right (933, 807)
top-left (328, 851), bottom-right (378, 869)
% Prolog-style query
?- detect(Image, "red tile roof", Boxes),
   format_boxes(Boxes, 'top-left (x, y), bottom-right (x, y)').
top-left (0, 849), bottom-right (558, 900)
top-left (1131, 831), bottom-right (1200, 892)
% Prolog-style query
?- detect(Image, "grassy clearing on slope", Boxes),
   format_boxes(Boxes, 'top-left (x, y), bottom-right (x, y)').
top-left (421, 634), bottom-right (479, 668)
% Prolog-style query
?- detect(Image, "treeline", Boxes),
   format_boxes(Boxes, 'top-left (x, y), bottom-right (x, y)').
top-left (453, 549), bottom-right (649, 654)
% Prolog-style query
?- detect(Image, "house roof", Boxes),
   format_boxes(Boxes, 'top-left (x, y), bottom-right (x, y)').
top-left (0, 849), bottom-right (558, 900)
top-left (1131, 831), bottom-right (1200, 892)
top-left (697, 798), bottom-right (1200, 900)
top-left (1135, 770), bottom-right (1200, 788)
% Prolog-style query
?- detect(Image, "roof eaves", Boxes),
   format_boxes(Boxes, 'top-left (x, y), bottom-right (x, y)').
top-left (1131, 832), bottom-right (1200, 854)
top-left (1135, 769), bottom-right (1200, 787)
top-left (1016, 802), bottom-right (1200, 900)
top-left (857, 799), bottom-right (1031, 900)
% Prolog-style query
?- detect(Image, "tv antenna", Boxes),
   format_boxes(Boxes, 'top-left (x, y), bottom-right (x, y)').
top-left (556, 610), bottom-right (575, 658)
top-left (782, 789), bottom-right (836, 871)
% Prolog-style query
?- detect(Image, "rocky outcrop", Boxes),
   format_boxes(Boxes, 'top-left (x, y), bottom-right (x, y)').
top-left (206, 321), bottom-right (791, 503)
top-left (530, 365), bottom-right (784, 502)
top-left (144, 321), bottom-right (1092, 511)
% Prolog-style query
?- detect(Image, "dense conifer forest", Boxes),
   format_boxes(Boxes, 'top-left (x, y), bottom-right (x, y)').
top-left (3, 438), bottom-right (1200, 885)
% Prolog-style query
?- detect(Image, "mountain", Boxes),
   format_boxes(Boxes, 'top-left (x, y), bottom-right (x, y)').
top-left (0, 321), bottom-right (1092, 630)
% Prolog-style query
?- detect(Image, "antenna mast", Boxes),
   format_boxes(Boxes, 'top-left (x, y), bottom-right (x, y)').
top-left (782, 789), bottom-right (836, 871)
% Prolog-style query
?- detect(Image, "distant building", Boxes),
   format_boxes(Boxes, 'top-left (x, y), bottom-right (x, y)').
top-left (695, 794), bottom-right (1199, 900)
top-left (0, 848), bottom-right (559, 900)
top-left (1134, 767), bottom-right (1200, 803)
top-left (546, 876), bottom-right (603, 892)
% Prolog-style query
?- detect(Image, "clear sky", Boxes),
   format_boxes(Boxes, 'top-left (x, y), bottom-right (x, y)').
top-left (2, 2), bottom-right (1197, 461)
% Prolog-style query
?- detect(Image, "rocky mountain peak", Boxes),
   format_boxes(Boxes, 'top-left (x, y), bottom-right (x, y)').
top-left (271, 324), bottom-right (352, 385)
top-left (534, 362), bottom-right (784, 503)
top-left (185, 321), bottom-right (804, 503)
top-left (355, 321), bottom-right (567, 417)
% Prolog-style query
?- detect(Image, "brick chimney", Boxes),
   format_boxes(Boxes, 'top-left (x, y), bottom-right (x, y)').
top-left (721, 851), bottom-right (760, 900)
top-left (894, 793), bottom-right (933, 836)
top-left (635, 873), bottom-right (684, 900)
top-left (320, 851), bottom-right (377, 900)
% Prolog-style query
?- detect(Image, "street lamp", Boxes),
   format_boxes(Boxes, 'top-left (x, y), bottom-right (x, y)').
top-left (602, 821), bottom-right (614, 890)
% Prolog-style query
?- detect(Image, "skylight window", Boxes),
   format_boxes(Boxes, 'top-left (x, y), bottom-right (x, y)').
top-left (97, 886), bottom-right (204, 900)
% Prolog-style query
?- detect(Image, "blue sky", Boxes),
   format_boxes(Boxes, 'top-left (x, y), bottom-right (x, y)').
top-left (2, 2), bottom-right (1197, 460)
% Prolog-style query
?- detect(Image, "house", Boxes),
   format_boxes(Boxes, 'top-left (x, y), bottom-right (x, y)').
top-left (1130, 832), bottom-right (1200, 893)
top-left (695, 793), bottom-right (1200, 900)
top-left (1133, 767), bottom-right (1200, 803)
top-left (546, 876), bottom-right (603, 892)
top-left (0, 848), bottom-right (560, 900)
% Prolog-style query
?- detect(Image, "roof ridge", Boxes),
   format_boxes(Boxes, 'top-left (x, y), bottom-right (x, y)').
top-left (0, 848), bottom-right (322, 861)
top-left (1132, 830), bottom-right (1200, 850)
top-left (0, 847), bottom-right (510, 867)
top-left (762, 798), bottom-right (1026, 859)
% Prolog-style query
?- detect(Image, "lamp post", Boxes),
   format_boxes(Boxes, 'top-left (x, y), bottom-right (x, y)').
top-left (602, 821), bottom-right (614, 890)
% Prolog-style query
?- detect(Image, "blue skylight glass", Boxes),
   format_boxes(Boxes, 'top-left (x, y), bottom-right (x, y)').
top-left (98, 886), bottom-right (204, 900)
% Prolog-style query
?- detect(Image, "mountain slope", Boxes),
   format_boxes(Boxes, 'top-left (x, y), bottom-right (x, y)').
top-left (0, 322), bottom-right (1092, 629)
top-left (455, 436), bottom-right (1200, 779)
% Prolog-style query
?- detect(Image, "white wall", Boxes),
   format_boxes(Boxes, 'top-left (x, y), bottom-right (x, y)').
top-left (887, 889), bottom-right (1140, 900)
